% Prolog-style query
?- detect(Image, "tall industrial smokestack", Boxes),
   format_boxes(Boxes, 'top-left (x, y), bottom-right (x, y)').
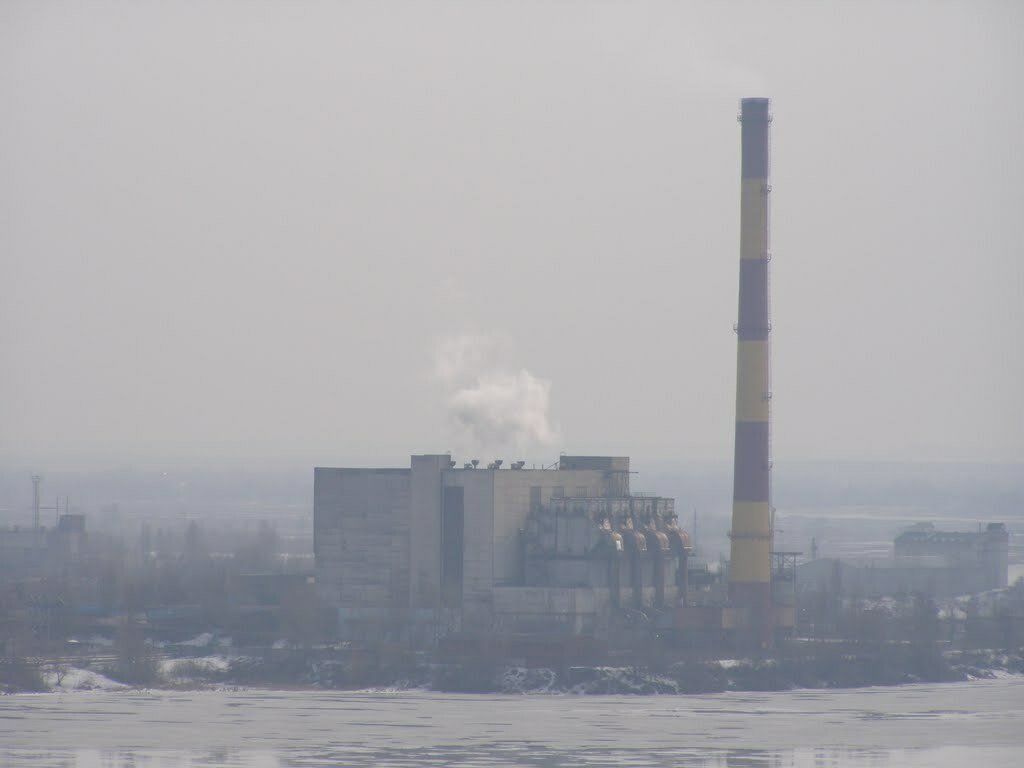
top-left (729, 97), bottom-right (773, 647)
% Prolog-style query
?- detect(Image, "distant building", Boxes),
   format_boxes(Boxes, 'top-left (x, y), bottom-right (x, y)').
top-left (313, 455), bottom-right (688, 644)
top-left (0, 528), bottom-right (41, 579)
top-left (894, 523), bottom-right (1009, 591)
top-left (798, 522), bottom-right (1010, 601)
top-left (0, 514), bottom-right (88, 581)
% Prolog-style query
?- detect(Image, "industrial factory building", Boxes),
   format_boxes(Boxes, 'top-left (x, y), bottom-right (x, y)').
top-left (314, 455), bottom-right (690, 644)
top-left (798, 522), bottom-right (1010, 601)
top-left (314, 97), bottom-right (799, 650)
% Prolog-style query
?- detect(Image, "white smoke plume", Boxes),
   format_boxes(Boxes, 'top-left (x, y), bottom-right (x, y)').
top-left (434, 335), bottom-right (558, 451)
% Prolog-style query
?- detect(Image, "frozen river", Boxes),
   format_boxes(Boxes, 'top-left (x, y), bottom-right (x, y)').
top-left (3, 677), bottom-right (1023, 767)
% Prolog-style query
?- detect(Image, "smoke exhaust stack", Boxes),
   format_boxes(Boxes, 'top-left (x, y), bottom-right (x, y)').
top-left (728, 97), bottom-right (773, 647)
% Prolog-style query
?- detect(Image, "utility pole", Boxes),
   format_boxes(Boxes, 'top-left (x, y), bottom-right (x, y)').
top-left (30, 475), bottom-right (59, 550)
top-left (692, 508), bottom-right (698, 556)
top-left (32, 475), bottom-right (41, 547)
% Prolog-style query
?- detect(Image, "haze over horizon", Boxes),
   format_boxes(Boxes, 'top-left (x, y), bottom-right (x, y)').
top-left (2, 1), bottom-right (1022, 470)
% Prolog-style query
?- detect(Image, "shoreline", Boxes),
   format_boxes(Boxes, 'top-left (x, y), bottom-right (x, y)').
top-left (9, 646), bottom-right (1023, 696)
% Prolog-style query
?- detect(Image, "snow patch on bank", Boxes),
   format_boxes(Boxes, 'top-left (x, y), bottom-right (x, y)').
top-left (160, 656), bottom-right (231, 681)
top-left (44, 668), bottom-right (126, 691)
top-left (178, 632), bottom-right (216, 647)
top-left (498, 666), bottom-right (559, 693)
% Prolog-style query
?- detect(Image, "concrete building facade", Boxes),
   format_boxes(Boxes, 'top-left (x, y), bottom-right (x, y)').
top-left (894, 523), bottom-right (1009, 591)
top-left (797, 523), bottom-right (1010, 602)
top-left (314, 455), bottom-right (687, 644)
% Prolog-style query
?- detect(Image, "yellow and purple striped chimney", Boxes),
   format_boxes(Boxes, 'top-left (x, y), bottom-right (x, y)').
top-left (728, 97), bottom-right (773, 646)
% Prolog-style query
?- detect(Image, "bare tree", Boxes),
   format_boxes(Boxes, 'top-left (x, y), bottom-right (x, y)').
top-left (53, 664), bottom-right (70, 687)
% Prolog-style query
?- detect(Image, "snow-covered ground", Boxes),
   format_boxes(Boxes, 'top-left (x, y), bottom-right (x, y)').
top-left (43, 667), bottom-right (126, 691)
top-left (160, 655), bottom-right (230, 681)
top-left (177, 632), bottom-right (216, 647)
top-left (37, 655), bottom-right (235, 692)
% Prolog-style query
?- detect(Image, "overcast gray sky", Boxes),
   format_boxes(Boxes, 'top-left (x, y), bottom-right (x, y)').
top-left (1, 1), bottom-right (1021, 468)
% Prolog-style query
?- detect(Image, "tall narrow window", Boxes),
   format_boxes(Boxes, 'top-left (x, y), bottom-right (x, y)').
top-left (529, 486), bottom-right (541, 513)
top-left (441, 487), bottom-right (465, 609)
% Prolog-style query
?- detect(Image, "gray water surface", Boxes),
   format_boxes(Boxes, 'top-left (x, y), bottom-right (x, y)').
top-left (3, 677), bottom-right (1023, 767)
